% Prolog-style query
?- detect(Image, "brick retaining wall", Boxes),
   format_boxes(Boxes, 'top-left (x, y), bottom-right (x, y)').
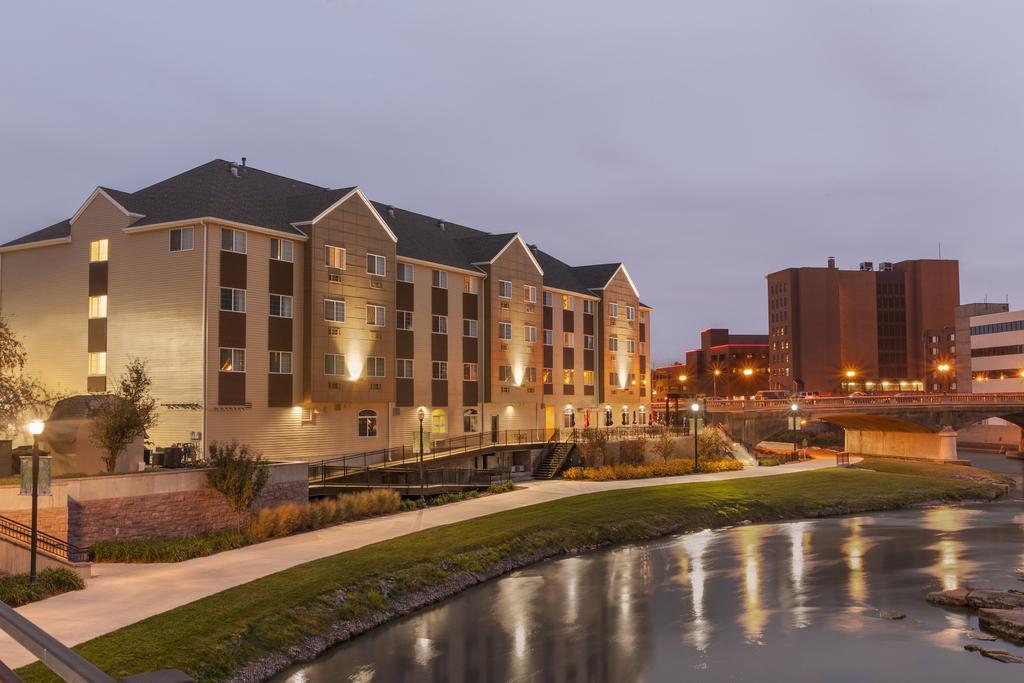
top-left (1, 507), bottom-right (69, 540)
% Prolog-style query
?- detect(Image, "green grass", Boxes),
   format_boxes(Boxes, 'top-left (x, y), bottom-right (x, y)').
top-left (17, 460), bottom-right (1009, 682)
top-left (0, 568), bottom-right (85, 607)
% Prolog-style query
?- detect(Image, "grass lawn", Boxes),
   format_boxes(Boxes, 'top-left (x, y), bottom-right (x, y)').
top-left (18, 459), bottom-right (1010, 682)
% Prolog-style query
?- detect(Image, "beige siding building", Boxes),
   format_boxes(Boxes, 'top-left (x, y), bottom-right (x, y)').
top-left (1, 159), bottom-right (652, 462)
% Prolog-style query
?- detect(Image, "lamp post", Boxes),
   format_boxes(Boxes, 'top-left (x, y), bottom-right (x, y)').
top-left (936, 363), bottom-right (951, 393)
top-left (789, 403), bottom-right (800, 455)
top-left (690, 402), bottom-right (701, 470)
top-left (27, 419), bottom-right (44, 585)
top-left (417, 408), bottom-right (426, 502)
top-left (844, 369), bottom-right (857, 393)
top-left (712, 369), bottom-right (721, 399)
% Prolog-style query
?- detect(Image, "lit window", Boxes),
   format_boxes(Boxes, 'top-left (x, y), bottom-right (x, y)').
top-left (463, 319), bottom-right (478, 337)
top-left (170, 228), bottom-right (193, 252)
top-left (498, 321), bottom-right (512, 340)
top-left (396, 359), bottom-right (413, 379)
top-left (88, 352), bottom-right (106, 376)
top-left (562, 295), bottom-right (574, 311)
top-left (583, 370), bottom-right (595, 386)
top-left (358, 409), bottom-right (378, 437)
top-left (221, 228), bottom-right (246, 254)
top-left (464, 362), bottom-right (478, 381)
top-left (543, 368), bottom-right (553, 384)
top-left (324, 299), bottom-right (345, 322)
top-left (367, 356), bottom-right (385, 377)
top-left (525, 324), bottom-right (537, 343)
top-left (89, 239), bottom-right (108, 263)
top-left (366, 253), bottom-right (386, 277)
top-left (432, 315), bottom-right (448, 334)
top-left (396, 311), bottom-right (413, 331)
top-left (270, 238), bottom-right (293, 262)
top-left (270, 294), bottom-right (293, 318)
top-left (524, 285), bottom-right (537, 303)
top-left (366, 304), bottom-right (386, 327)
top-left (432, 270), bottom-right (448, 289)
top-left (220, 288), bottom-right (246, 313)
top-left (563, 332), bottom-right (574, 348)
top-left (498, 280), bottom-right (512, 298)
top-left (463, 408), bottom-right (479, 432)
top-left (324, 353), bottom-right (345, 376)
top-left (88, 295), bottom-right (107, 319)
top-left (397, 263), bottom-right (414, 283)
top-left (464, 275), bottom-right (479, 294)
top-left (219, 348), bottom-right (245, 373)
top-left (431, 409), bottom-right (447, 433)
top-left (269, 351), bottom-right (292, 374)
top-left (564, 369), bottom-right (575, 385)
top-left (325, 245), bottom-right (346, 270)
top-left (432, 361), bottom-right (448, 380)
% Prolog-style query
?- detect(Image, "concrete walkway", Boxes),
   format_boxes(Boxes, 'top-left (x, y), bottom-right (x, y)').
top-left (0, 456), bottom-right (843, 669)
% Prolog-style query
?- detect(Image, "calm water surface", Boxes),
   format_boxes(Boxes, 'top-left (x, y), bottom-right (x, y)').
top-left (279, 451), bottom-right (1024, 682)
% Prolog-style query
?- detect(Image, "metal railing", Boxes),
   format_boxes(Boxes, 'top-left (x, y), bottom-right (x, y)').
top-left (0, 514), bottom-right (89, 563)
top-left (706, 392), bottom-right (1024, 412)
top-left (310, 466), bottom-right (511, 492)
top-left (837, 452), bottom-right (851, 466)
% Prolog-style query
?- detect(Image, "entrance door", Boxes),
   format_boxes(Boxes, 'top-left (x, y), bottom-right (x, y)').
top-left (544, 407), bottom-right (555, 439)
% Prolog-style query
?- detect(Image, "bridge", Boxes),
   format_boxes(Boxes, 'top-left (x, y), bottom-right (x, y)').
top-left (706, 393), bottom-right (1024, 460)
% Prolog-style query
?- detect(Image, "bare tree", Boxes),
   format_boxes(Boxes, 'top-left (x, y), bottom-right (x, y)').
top-left (0, 316), bottom-right (57, 438)
top-left (653, 428), bottom-right (676, 462)
top-left (91, 358), bottom-right (159, 472)
top-left (577, 428), bottom-right (609, 467)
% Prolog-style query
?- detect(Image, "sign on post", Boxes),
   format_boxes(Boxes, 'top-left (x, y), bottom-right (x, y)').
top-left (19, 456), bottom-right (52, 496)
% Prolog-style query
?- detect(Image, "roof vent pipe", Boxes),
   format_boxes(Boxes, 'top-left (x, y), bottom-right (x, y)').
top-left (827, 256), bottom-right (836, 269)
top-left (241, 157), bottom-right (246, 168)
top-left (438, 219), bottom-right (446, 231)
top-left (387, 206), bottom-right (395, 218)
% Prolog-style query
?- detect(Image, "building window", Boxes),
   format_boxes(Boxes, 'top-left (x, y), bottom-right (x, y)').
top-left (498, 280), bottom-right (512, 298)
top-left (626, 306), bottom-right (636, 321)
top-left (397, 310), bottom-right (413, 331)
top-left (366, 304), bottom-right (386, 327)
top-left (464, 275), bottom-right (479, 294)
top-left (325, 245), bottom-right (346, 270)
top-left (463, 319), bottom-right (478, 337)
top-left (562, 295), bottom-right (574, 311)
top-left (583, 300), bottom-right (594, 315)
top-left (463, 409), bottom-right (479, 433)
top-left (270, 294), bottom-right (293, 318)
top-left (464, 362), bottom-right (478, 381)
top-left (367, 356), bottom-right (385, 378)
top-left (626, 338), bottom-right (636, 354)
top-left (220, 287), bottom-right (246, 313)
top-left (397, 263), bottom-right (414, 283)
top-left (366, 253), bottom-right (386, 276)
top-left (584, 334), bottom-right (594, 350)
top-left (431, 409), bottom-right (448, 433)
top-left (524, 285), bottom-right (537, 303)
top-left (432, 270), bottom-right (448, 289)
top-left (324, 298), bottom-right (345, 322)
top-left (270, 238), bottom-right (293, 262)
top-left (543, 368), bottom-right (553, 384)
top-left (564, 369), bottom-right (575, 385)
top-left (432, 315), bottom-right (448, 334)
top-left (499, 365), bottom-right (513, 383)
top-left (609, 371), bottom-right (618, 385)
top-left (88, 295), bottom-right (107, 319)
top-left (544, 329), bottom-right (553, 346)
top-left (609, 336), bottom-right (619, 352)
top-left (525, 367), bottom-right (537, 383)
top-left (432, 361), bottom-right (448, 380)
top-left (219, 348), bottom-right (245, 372)
top-left (324, 353), bottom-right (345, 376)
top-left (543, 291), bottom-right (553, 307)
top-left (563, 332), bottom-right (574, 348)
top-left (221, 228), bottom-right (246, 254)
top-left (583, 370), bottom-right (595, 386)
top-left (396, 359), bottom-right (413, 379)
top-left (89, 239), bottom-right (108, 262)
top-left (609, 302), bottom-right (619, 319)
top-left (525, 324), bottom-right (537, 343)
top-left (88, 351), bottom-right (106, 376)
top-left (498, 321), bottom-right (512, 340)
top-left (170, 228), bottom-right (193, 252)
top-left (621, 408), bottom-right (629, 426)
top-left (269, 351), bottom-right (292, 374)
top-left (358, 409), bottom-right (378, 437)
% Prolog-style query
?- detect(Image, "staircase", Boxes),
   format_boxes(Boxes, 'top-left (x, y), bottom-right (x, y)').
top-left (535, 442), bottom-right (575, 479)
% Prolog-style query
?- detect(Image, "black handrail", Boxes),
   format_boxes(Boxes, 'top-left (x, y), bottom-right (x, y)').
top-left (0, 514), bottom-right (89, 563)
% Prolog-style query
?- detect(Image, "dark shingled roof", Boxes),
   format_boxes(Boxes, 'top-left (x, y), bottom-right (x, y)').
top-left (571, 263), bottom-right (622, 291)
top-left (531, 248), bottom-right (591, 295)
top-left (1, 218), bottom-right (71, 247)
top-left (371, 202), bottom-right (484, 271)
top-left (453, 233), bottom-right (519, 264)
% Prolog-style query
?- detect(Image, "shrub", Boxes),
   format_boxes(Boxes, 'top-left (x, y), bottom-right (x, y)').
top-left (0, 567), bottom-right (85, 606)
top-left (205, 441), bottom-right (269, 512)
top-left (91, 530), bottom-right (251, 562)
top-left (653, 429), bottom-right (676, 462)
top-left (487, 480), bottom-right (515, 494)
top-left (562, 457), bottom-right (742, 481)
top-left (697, 427), bottom-right (733, 459)
top-left (577, 428), bottom-right (609, 467)
top-left (619, 436), bottom-right (647, 465)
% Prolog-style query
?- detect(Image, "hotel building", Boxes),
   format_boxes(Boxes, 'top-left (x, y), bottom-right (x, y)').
top-left (0, 159), bottom-right (652, 460)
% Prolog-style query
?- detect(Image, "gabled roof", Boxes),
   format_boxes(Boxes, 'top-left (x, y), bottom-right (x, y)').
top-left (454, 233), bottom-right (519, 263)
top-left (1, 218), bottom-right (71, 248)
top-left (531, 248), bottom-right (592, 295)
top-left (571, 263), bottom-right (622, 290)
top-left (372, 202), bottom-right (485, 272)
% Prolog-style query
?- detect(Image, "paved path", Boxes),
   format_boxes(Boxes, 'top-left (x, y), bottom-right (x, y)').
top-left (0, 456), bottom-right (845, 669)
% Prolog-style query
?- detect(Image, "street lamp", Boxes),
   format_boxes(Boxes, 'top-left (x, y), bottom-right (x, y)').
top-left (27, 419), bottom-right (44, 585)
top-left (789, 403), bottom-right (800, 455)
top-left (712, 369), bottom-right (721, 398)
top-left (690, 402), bottom-right (701, 470)
top-left (417, 408), bottom-right (426, 502)
top-left (936, 363), bottom-right (952, 393)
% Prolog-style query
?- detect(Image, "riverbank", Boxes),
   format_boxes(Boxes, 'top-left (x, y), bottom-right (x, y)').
top-left (14, 457), bottom-right (1011, 682)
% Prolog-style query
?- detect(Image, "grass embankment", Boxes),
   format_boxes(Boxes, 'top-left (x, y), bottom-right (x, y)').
top-left (0, 568), bottom-right (84, 607)
top-left (18, 459), bottom-right (1010, 682)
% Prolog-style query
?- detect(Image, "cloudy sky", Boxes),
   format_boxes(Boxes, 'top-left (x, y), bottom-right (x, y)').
top-left (2, 1), bottom-right (1022, 364)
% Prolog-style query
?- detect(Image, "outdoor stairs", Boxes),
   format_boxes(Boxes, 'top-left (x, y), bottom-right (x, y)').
top-left (535, 442), bottom-right (575, 479)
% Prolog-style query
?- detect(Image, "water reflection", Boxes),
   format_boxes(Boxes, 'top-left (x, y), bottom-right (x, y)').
top-left (678, 529), bottom-right (714, 650)
top-left (788, 522), bottom-right (811, 629)
top-left (922, 508), bottom-right (979, 591)
top-left (841, 518), bottom-right (871, 604)
top-left (734, 525), bottom-right (767, 643)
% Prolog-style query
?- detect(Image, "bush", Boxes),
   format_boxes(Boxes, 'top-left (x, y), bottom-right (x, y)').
top-left (487, 480), bottom-right (515, 494)
top-left (91, 530), bottom-right (251, 562)
top-left (0, 567), bottom-right (85, 606)
top-left (619, 437), bottom-right (647, 465)
top-left (205, 441), bottom-right (269, 512)
top-left (562, 457), bottom-right (742, 481)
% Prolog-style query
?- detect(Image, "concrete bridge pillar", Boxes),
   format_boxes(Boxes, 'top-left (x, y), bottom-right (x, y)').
top-left (844, 428), bottom-right (958, 462)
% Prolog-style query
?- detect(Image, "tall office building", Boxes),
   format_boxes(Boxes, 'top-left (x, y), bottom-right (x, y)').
top-left (766, 257), bottom-right (959, 393)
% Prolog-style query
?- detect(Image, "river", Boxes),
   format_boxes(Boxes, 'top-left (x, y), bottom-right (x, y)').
top-left (277, 451), bottom-right (1024, 682)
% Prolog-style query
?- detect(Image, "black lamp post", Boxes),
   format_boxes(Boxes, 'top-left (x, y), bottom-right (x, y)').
top-left (417, 408), bottom-right (426, 501)
top-left (690, 401), bottom-right (701, 471)
top-left (27, 419), bottom-right (44, 585)
top-left (789, 403), bottom-right (800, 455)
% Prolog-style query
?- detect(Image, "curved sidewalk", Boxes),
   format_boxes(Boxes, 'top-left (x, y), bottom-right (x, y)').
top-left (0, 456), bottom-right (844, 668)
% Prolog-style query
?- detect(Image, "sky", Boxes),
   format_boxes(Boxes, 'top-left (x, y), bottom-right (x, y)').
top-left (2, 0), bottom-right (1023, 365)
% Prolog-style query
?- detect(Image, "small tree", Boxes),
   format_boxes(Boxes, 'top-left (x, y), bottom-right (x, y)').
top-left (0, 316), bottom-right (57, 438)
top-left (577, 428), bottom-right (609, 467)
top-left (654, 428), bottom-right (676, 462)
top-left (90, 358), bottom-right (159, 472)
top-left (697, 426), bottom-right (733, 460)
top-left (205, 441), bottom-right (269, 512)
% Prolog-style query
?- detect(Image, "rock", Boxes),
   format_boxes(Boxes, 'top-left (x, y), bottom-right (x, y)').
top-left (966, 590), bottom-right (1024, 610)
top-left (927, 588), bottom-right (971, 607)
top-left (964, 630), bottom-right (998, 642)
top-left (736, 520), bottom-right (752, 526)
top-left (979, 608), bottom-right (1024, 643)
top-left (963, 643), bottom-right (1024, 663)
top-left (879, 610), bottom-right (906, 620)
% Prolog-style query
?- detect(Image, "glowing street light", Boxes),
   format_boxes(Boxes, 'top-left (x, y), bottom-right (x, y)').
top-left (742, 368), bottom-right (754, 377)
top-left (26, 419), bottom-right (45, 585)
top-left (690, 402), bottom-right (701, 469)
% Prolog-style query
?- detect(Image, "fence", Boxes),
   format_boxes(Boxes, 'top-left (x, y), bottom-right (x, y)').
top-left (0, 514), bottom-right (88, 563)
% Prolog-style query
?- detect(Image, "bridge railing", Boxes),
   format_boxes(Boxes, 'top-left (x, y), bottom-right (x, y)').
top-left (705, 392), bottom-right (1024, 411)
